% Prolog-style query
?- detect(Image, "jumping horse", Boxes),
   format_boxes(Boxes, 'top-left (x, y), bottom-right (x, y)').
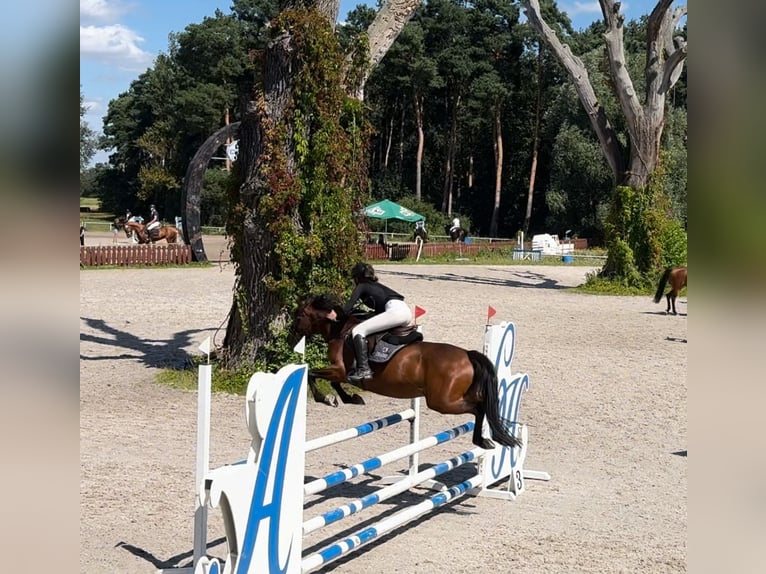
top-left (653, 266), bottom-right (687, 315)
top-left (291, 294), bottom-right (522, 450)
top-left (123, 220), bottom-right (181, 244)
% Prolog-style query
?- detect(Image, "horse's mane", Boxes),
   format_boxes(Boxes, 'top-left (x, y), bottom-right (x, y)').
top-left (300, 293), bottom-right (358, 336)
top-left (306, 293), bottom-right (345, 315)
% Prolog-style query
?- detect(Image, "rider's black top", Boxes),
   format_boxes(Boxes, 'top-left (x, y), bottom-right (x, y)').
top-left (342, 282), bottom-right (404, 315)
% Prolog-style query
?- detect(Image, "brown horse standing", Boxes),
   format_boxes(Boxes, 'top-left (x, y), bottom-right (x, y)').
top-left (654, 266), bottom-right (687, 315)
top-left (124, 220), bottom-right (181, 244)
top-left (292, 294), bottom-right (522, 450)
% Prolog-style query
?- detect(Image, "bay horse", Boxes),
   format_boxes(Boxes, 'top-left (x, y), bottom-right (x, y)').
top-left (291, 294), bottom-right (522, 450)
top-left (446, 225), bottom-right (466, 243)
top-left (653, 266), bottom-right (687, 315)
top-left (124, 220), bottom-right (181, 244)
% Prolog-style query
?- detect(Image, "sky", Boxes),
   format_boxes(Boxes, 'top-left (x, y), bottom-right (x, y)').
top-left (80, 0), bottom-right (659, 165)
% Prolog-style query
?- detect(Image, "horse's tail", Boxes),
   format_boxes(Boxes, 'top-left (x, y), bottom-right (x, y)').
top-left (467, 350), bottom-right (522, 449)
top-left (654, 267), bottom-right (672, 303)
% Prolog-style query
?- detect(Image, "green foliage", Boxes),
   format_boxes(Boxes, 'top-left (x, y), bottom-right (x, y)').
top-left (137, 165), bottom-right (180, 203)
top-left (575, 271), bottom-right (649, 296)
top-left (80, 88), bottom-right (98, 173)
top-left (659, 221), bottom-right (688, 269)
top-left (238, 7), bottom-right (370, 309)
top-left (545, 123), bottom-right (613, 240)
top-left (202, 169), bottom-right (233, 226)
top-left (598, 161), bottom-right (687, 289)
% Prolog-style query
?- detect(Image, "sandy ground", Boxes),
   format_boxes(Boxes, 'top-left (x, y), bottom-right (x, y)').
top-left (80, 256), bottom-right (687, 573)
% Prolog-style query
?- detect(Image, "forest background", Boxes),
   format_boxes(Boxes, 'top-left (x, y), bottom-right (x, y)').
top-left (79, 0), bottom-right (687, 244)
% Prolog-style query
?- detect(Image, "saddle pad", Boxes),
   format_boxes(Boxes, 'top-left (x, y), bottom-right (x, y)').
top-left (369, 339), bottom-right (407, 364)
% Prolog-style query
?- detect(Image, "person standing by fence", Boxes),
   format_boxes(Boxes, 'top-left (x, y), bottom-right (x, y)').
top-left (80, 223), bottom-right (86, 246)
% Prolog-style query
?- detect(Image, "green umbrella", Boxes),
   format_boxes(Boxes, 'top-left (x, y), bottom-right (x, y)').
top-left (364, 200), bottom-right (424, 233)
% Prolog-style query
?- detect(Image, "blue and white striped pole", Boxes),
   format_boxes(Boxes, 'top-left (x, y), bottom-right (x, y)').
top-left (303, 447), bottom-right (483, 535)
top-left (304, 421), bottom-right (474, 496)
top-left (301, 474), bottom-right (485, 572)
top-left (304, 408), bottom-right (416, 452)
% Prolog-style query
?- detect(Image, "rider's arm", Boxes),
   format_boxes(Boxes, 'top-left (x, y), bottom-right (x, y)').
top-left (342, 284), bottom-right (366, 314)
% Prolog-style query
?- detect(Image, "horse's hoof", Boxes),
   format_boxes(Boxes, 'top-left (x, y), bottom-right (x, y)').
top-left (349, 394), bottom-right (366, 405)
top-left (477, 438), bottom-right (496, 450)
top-left (324, 396), bottom-right (339, 408)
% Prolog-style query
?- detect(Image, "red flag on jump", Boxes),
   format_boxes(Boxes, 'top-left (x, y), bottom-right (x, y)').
top-left (414, 305), bottom-right (426, 320)
top-left (487, 305), bottom-right (497, 322)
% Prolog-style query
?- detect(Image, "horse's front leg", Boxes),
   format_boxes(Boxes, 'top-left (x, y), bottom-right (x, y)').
top-left (310, 365), bottom-right (366, 406)
top-left (307, 373), bottom-right (338, 407)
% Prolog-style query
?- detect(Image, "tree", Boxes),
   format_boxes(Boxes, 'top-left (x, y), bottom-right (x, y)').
top-left (220, 0), bottom-right (422, 367)
top-left (80, 88), bottom-right (98, 173)
top-left (520, 0), bottom-right (687, 281)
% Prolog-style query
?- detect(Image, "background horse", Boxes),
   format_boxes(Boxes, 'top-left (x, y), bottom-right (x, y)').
top-left (292, 294), bottom-right (522, 450)
top-left (446, 225), bottom-right (466, 243)
top-left (413, 225), bottom-right (428, 243)
top-left (653, 266), bottom-right (687, 315)
top-left (124, 220), bottom-right (181, 244)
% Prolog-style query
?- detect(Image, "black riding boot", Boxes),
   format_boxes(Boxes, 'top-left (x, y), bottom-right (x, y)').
top-left (349, 335), bottom-right (373, 383)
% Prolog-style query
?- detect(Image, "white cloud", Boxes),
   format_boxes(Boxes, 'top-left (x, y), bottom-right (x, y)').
top-left (564, 1), bottom-right (602, 16)
top-left (80, 24), bottom-right (153, 70)
top-left (80, 0), bottom-right (127, 22)
top-left (82, 98), bottom-right (101, 114)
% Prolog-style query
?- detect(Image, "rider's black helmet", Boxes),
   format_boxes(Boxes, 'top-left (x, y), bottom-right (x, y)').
top-left (351, 262), bottom-right (376, 283)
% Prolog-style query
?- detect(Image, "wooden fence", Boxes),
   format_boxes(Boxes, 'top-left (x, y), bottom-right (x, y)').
top-left (80, 244), bottom-right (193, 267)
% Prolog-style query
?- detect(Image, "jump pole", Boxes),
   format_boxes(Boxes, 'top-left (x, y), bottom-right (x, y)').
top-left (157, 337), bottom-right (212, 574)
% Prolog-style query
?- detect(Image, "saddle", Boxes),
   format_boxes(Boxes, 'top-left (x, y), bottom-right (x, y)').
top-left (345, 322), bottom-right (423, 364)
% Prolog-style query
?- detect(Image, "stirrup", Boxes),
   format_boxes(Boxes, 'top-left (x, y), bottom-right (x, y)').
top-left (348, 368), bottom-right (372, 383)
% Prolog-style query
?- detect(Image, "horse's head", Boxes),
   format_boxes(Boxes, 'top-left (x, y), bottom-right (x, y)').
top-left (292, 294), bottom-right (345, 342)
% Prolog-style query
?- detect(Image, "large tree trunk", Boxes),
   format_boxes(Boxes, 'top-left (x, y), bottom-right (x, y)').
top-left (384, 113), bottom-right (394, 169)
top-left (441, 95), bottom-right (460, 214)
top-left (414, 92), bottom-right (424, 200)
top-left (490, 104), bottom-right (503, 237)
top-left (523, 48), bottom-right (542, 236)
top-left (223, 22), bottom-right (299, 364)
top-left (222, 0), bottom-right (424, 364)
top-left (354, 0), bottom-right (424, 98)
top-left (520, 0), bottom-right (686, 187)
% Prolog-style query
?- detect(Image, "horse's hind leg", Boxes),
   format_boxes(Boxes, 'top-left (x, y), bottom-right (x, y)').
top-left (471, 409), bottom-right (496, 450)
top-left (425, 393), bottom-right (493, 449)
top-left (666, 293), bottom-right (672, 314)
top-left (667, 291), bottom-right (677, 315)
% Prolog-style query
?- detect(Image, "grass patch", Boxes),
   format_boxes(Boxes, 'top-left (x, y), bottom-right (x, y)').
top-left (156, 359), bottom-right (253, 395)
top-left (80, 197), bottom-right (101, 209)
top-left (572, 271), bottom-right (689, 298)
top-left (157, 363), bottom-right (343, 400)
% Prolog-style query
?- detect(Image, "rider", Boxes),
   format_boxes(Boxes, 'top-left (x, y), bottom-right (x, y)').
top-left (328, 262), bottom-right (412, 383)
top-left (146, 204), bottom-right (160, 239)
top-left (414, 220), bottom-right (426, 236)
top-left (450, 217), bottom-right (461, 233)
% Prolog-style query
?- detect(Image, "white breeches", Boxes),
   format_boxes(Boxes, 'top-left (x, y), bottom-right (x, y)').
top-left (352, 299), bottom-right (412, 338)
top-left (147, 221), bottom-right (160, 231)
